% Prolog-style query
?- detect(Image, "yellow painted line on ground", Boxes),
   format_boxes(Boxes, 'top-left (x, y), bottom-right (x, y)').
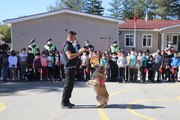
top-left (98, 83), bottom-right (180, 120)
top-left (98, 87), bottom-right (151, 120)
top-left (98, 108), bottom-right (109, 120)
top-left (127, 98), bottom-right (180, 120)
top-left (0, 103), bottom-right (6, 112)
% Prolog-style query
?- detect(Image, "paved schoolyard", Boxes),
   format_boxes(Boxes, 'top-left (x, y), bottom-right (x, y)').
top-left (0, 81), bottom-right (180, 120)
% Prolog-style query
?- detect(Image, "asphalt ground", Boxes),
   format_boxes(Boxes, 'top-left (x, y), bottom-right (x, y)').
top-left (0, 81), bottom-right (180, 120)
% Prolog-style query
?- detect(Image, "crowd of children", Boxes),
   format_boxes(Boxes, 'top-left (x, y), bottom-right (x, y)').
top-left (0, 42), bottom-right (180, 83)
top-left (77, 48), bottom-right (180, 83)
top-left (0, 47), bottom-right (65, 82)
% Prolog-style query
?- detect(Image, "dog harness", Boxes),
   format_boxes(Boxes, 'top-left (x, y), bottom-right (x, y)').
top-left (99, 79), bottom-right (105, 86)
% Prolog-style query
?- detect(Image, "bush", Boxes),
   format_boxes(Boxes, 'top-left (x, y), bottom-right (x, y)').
top-left (0, 24), bottom-right (11, 43)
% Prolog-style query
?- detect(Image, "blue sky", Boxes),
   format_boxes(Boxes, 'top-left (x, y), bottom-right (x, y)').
top-left (0, 0), bottom-right (110, 23)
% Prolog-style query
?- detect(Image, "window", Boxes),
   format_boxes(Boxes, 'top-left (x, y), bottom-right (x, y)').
top-left (142, 34), bottom-right (152, 47)
top-left (166, 34), bottom-right (170, 47)
top-left (172, 35), bottom-right (178, 45)
top-left (125, 34), bottom-right (134, 47)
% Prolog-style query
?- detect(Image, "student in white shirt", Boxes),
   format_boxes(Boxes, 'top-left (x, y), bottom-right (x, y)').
top-left (8, 50), bottom-right (18, 81)
top-left (117, 51), bottom-right (127, 83)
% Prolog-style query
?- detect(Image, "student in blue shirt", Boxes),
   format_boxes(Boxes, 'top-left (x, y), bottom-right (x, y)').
top-left (170, 51), bottom-right (180, 82)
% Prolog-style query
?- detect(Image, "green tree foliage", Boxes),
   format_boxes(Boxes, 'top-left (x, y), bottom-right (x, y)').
top-left (108, 0), bottom-right (149, 19)
top-left (0, 25), bottom-right (11, 43)
top-left (149, 0), bottom-right (174, 19)
top-left (47, 0), bottom-right (85, 11)
top-left (108, 0), bottom-right (179, 20)
top-left (168, 0), bottom-right (180, 20)
top-left (85, 0), bottom-right (104, 15)
top-left (107, 0), bottom-right (124, 18)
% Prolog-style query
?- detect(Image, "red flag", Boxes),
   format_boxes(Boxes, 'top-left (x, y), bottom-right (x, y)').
top-left (134, 14), bottom-right (137, 22)
top-left (134, 11), bottom-right (137, 22)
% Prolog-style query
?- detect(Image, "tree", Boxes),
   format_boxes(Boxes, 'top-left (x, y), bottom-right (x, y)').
top-left (47, 0), bottom-right (85, 12)
top-left (85, 0), bottom-right (104, 15)
top-left (149, 0), bottom-right (174, 19)
top-left (0, 25), bottom-right (11, 43)
top-left (121, 0), bottom-right (149, 19)
top-left (107, 0), bottom-right (124, 18)
top-left (168, 0), bottom-right (180, 20)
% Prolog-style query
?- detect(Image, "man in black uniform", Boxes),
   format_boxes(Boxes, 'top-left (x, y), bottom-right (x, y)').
top-left (61, 31), bottom-right (86, 109)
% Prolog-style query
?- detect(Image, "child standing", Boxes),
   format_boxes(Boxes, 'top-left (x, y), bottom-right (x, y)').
top-left (161, 53), bottom-right (171, 82)
top-left (16, 51), bottom-right (21, 81)
top-left (47, 51), bottom-right (54, 81)
top-left (126, 51), bottom-right (131, 82)
top-left (2, 50), bottom-right (9, 82)
top-left (109, 53), bottom-right (118, 81)
top-left (137, 50), bottom-right (143, 82)
top-left (80, 51), bottom-right (90, 81)
top-left (27, 47), bottom-right (35, 67)
top-left (8, 50), bottom-right (18, 81)
top-left (154, 49), bottom-right (162, 82)
top-left (100, 53), bottom-right (109, 81)
top-left (54, 51), bottom-right (61, 81)
top-left (170, 52), bottom-right (180, 82)
top-left (90, 51), bottom-right (100, 75)
top-left (141, 52), bottom-right (148, 83)
top-left (129, 48), bottom-right (137, 82)
top-left (19, 48), bottom-right (27, 80)
top-left (33, 52), bottom-right (41, 81)
top-left (117, 51), bottom-right (126, 83)
top-left (40, 51), bottom-right (48, 81)
top-left (147, 55), bottom-right (155, 82)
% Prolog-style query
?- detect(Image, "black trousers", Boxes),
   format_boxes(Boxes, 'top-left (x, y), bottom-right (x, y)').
top-left (60, 65), bottom-right (65, 79)
top-left (48, 67), bottom-right (53, 79)
top-left (148, 69), bottom-right (154, 81)
top-left (61, 68), bottom-right (76, 105)
top-left (118, 67), bottom-right (125, 82)
top-left (54, 65), bottom-right (60, 79)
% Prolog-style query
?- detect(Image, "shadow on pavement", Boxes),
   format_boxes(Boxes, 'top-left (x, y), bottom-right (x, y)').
top-left (73, 104), bottom-right (165, 109)
top-left (74, 105), bottom-right (97, 109)
top-left (106, 104), bottom-right (165, 109)
top-left (0, 81), bottom-right (87, 96)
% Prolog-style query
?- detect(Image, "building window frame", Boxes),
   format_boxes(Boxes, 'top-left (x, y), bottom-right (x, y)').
top-left (124, 34), bottom-right (135, 47)
top-left (142, 34), bottom-right (152, 47)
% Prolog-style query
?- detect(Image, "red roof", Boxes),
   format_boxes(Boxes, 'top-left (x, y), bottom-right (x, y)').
top-left (119, 20), bottom-right (180, 29)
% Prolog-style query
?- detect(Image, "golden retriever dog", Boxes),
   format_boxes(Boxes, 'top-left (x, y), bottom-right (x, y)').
top-left (86, 66), bottom-right (109, 108)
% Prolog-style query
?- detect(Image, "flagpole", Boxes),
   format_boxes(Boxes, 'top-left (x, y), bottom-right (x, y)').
top-left (134, 21), bottom-right (136, 49)
top-left (145, 11), bottom-right (147, 44)
top-left (134, 13), bottom-right (137, 49)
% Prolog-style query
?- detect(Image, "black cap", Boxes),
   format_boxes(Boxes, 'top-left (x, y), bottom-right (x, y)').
top-left (30, 39), bottom-right (35, 44)
top-left (47, 38), bottom-right (52, 42)
top-left (68, 31), bottom-right (77, 36)
top-left (113, 41), bottom-right (117, 44)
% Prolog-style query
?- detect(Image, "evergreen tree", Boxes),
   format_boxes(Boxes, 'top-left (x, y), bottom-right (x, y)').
top-left (107, 0), bottom-right (124, 18)
top-left (169, 0), bottom-right (180, 20)
top-left (47, 0), bottom-right (85, 11)
top-left (150, 0), bottom-right (174, 19)
top-left (122, 0), bottom-right (149, 19)
top-left (85, 0), bottom-right (104, 15)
